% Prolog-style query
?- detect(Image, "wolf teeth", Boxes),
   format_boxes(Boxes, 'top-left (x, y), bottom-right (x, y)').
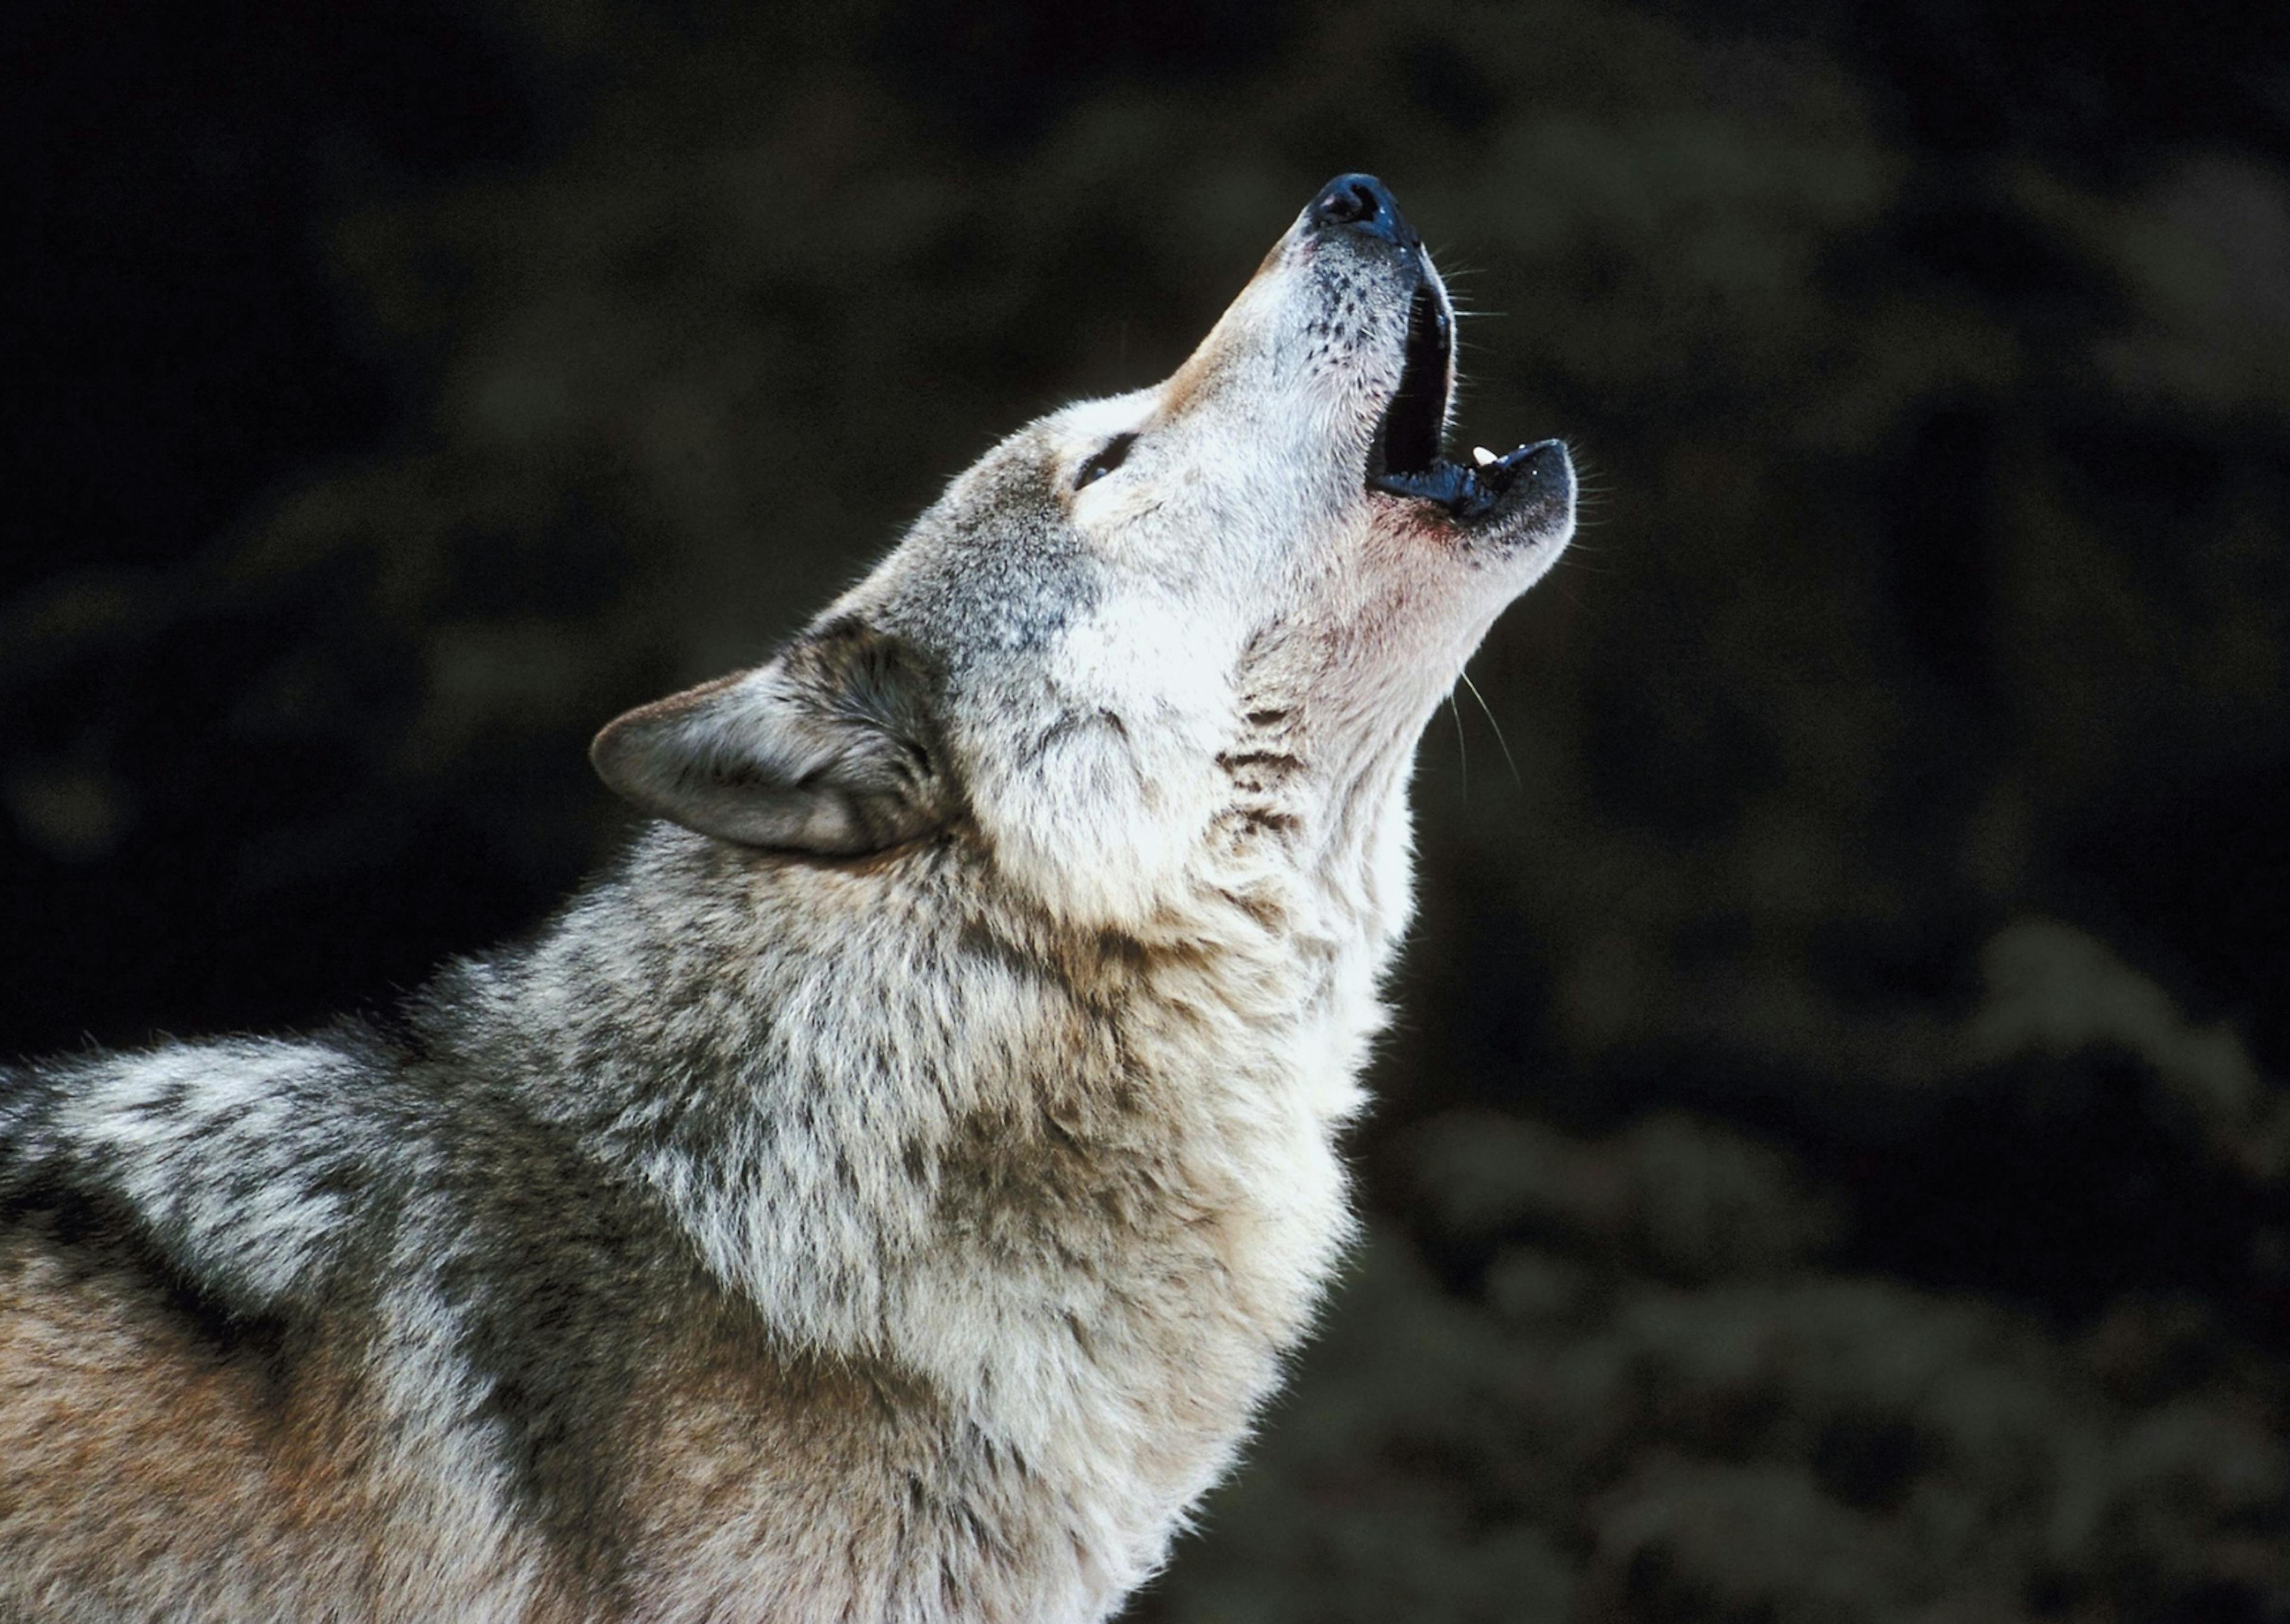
top-left (1472, 446), bottom-right (1496, 467)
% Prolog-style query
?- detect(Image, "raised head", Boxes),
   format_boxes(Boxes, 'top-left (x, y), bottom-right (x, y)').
top-left (593, 173), bottom-right (1575, 930)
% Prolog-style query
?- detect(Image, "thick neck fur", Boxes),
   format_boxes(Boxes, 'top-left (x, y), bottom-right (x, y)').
top-left (447, 726), bottom-right (1417, 1588)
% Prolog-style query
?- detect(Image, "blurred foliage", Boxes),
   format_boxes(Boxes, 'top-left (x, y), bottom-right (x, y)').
top-left (7, 0), bottom-right (2289, 1617)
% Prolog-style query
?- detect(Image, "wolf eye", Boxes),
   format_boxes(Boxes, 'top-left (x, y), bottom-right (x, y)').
top-left (1075, 433), bottom-right (1137, 489)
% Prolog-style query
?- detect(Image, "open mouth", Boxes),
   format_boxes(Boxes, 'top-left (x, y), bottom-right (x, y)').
top-left (1367, 279), bottom-right (1560, 524)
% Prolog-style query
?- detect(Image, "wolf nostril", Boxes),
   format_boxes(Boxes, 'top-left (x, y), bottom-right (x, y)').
top-left (1311, 178), bottom-right (1380, 227)
top-left (1304, 173), bottom-right (1418, 251)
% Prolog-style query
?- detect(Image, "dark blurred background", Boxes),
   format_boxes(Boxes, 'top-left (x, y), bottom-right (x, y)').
top-left (7, 0), bottom-right (2289, 1616)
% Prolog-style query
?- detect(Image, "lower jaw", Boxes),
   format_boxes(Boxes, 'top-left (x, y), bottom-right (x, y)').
top-left (1368, 460), bottom-right (1499, 520)
top-left (1368, 439), bottom-right (1568, 527)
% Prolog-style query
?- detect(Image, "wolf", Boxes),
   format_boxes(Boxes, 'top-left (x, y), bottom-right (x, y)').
top-left (0, 174), bottom-right (1573, 1622)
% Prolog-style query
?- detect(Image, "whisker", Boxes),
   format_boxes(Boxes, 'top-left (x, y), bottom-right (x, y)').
top-left (1447, 692), bottom-right (1469, 798)
top-left (1457, 670), bottom-right (1522, 790)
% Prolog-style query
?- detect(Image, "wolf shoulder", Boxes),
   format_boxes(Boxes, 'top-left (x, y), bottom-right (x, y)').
top-left (1, 1025), bottom-right (414, 1310)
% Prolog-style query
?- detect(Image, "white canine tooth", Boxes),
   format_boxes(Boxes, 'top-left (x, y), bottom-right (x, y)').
top-left (1471, 446), bottom-right (1497, 467)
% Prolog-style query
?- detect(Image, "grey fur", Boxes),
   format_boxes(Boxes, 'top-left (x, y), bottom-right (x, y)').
top-left (0, 178), bottom-right (1574, 1623)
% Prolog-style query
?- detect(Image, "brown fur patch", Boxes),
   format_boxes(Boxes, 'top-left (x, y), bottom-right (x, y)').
top-left (612, 1299), bottom-right (954, 1616)
top-left (0, 1228), bottom-right (540, 1620)
top-left (0, 1231), bottom-right (350, 1611)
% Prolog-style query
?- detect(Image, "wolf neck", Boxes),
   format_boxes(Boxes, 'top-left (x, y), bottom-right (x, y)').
top-left (512, 784), bottom-right (1411, 1389)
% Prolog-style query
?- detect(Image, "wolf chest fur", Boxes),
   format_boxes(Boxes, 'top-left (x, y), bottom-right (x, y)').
top-left (0, 174), bottom-right (1574, 1622)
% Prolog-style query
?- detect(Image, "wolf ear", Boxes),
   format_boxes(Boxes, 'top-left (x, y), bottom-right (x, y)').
top-left (590, 622), bottom-right (951, 856)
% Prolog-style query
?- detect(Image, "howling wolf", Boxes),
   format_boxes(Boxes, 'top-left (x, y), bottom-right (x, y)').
top-left (0, 173), bottom-right (1574, 1622)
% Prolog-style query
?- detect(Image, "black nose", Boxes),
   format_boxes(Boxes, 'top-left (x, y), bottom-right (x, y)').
top-left (1305, 173), bottom-right (1419, 251)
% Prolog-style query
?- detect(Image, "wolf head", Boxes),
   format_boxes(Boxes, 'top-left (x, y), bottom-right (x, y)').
top-left (593, 175), bottom-right (1574, 932)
